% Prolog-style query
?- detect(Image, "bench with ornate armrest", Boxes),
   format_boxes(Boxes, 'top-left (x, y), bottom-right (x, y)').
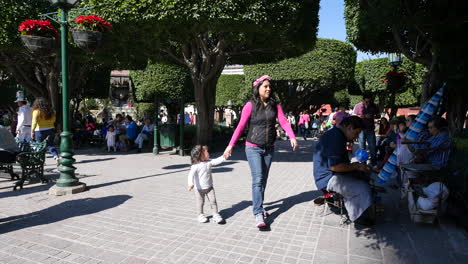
top-left (13, 139), bottom-right (49, 190)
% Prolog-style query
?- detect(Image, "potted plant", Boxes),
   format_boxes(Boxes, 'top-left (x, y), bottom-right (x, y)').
top-left (18, 19), bottom-right (58, 55)
top-left (72, 14), bottom-right (112, 52)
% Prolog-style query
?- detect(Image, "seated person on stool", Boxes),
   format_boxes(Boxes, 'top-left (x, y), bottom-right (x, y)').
top-left (313, 116), bottom-right (374, 225)
top-left (0, 126), bottom-right (20, 164)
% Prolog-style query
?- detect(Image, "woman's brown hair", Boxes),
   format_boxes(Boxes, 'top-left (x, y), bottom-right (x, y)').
top-left (32, 97), bottom-right (54, 120)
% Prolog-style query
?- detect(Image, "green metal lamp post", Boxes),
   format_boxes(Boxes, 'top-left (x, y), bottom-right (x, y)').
top-left (47, 0), bottom-right (86, 194)
top-left (153, 101), bottom-right (159, 155)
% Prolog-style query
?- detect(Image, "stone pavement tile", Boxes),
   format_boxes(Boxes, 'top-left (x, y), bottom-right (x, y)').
top-left (120, 256), bottom-right (148, 264)
top-left (349, 231), bottom-right (382, 260)
top-left (39, 257), bottom-right (62, 264)
top-left (284, 256), bottom-right (299, 264)
top-left (374, 223), bottom-right (413, 252)
top-left (95, 250), bottom-right (130, 264)
top-left (316, 226), bottom-right (348, 255)
top-left (406, 224), bottom-right (458, 264)
top-left (312, 250), bottom-right (346, 264)
top-left (250, 258), bottom-right (268, 264)
top-left (381, 248), bottom-right (419, 264)
top-left (349, 255), bottom-right (383, 264)
top-left (268, 254), bottom-right (284, 263)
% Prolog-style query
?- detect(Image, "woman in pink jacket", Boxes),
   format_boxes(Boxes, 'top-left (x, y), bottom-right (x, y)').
top-left (223, 75), bottom-right (298, 228)
top-left (297, 110), bottom-right (310, 140)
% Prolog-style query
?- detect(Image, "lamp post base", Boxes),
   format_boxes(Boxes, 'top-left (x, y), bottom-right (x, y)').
top-left (48, 183), bottom-right (87, 196)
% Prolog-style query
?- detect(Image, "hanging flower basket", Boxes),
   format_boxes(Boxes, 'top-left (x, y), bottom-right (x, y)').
top-left (72, 29), bottom-right (103, 52)
top-left (72, 15), bottom-right (111, 52)
top-left (20, 35), bottom-right (56, 55)
top-left (18, 19), bottom-right (57, 55)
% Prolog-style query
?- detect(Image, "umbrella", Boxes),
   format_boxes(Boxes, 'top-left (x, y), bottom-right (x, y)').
top-left (377, 85), bottom-right (445, 184)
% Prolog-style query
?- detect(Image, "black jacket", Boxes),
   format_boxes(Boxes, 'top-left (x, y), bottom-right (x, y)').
top-left (246, 101), bottom-right (277, 146)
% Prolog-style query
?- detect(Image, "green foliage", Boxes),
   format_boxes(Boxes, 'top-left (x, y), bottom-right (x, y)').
top-left (0, 0), bottom-right (50, 47)
top-left (215, 74), bottom-right (248, 106)
top-left (0, 71), bottom-right (17, 105)
top-left (130, 62), bottom-right (194, 103)
top-left (82, 0), bottom-right (320, 64)
top-left (136, 103), bottom-right (156, 120)
top-left (333, 89), bottom-right (351, 108)
top-left (354, 57), bottom-right (425, 107)
top-left (243, 38), bottom-right (357, 111)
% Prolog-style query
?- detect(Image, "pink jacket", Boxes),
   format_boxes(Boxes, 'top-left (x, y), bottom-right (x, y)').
top-left (228, 102), bottom-right (296, 147)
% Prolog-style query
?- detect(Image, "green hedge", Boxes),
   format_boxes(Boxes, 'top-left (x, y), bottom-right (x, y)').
top-left (216, 74), bottom-right (249, 107)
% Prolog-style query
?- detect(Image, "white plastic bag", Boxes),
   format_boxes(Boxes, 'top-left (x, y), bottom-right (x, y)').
top-left (416, 182), bottom-right (449, 210)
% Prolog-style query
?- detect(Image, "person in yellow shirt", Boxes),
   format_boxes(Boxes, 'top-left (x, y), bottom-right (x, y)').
top-left (30, 97), bottom-right (59, 163)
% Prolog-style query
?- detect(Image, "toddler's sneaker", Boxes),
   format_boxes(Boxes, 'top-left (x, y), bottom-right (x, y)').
top-left (212, 213), bottom-right (225, 224)
top-left (197, 214), bottom-right (208, 223)
top-left (255, 213), bottom-right (266, 228)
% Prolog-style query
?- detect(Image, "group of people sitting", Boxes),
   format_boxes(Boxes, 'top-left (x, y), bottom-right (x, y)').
top-left (73, 113), bottom-right (155, 153)
top-left (375, 115), bottom-right (451, 169)
top-left (312, 113), bottom-right (452, 226)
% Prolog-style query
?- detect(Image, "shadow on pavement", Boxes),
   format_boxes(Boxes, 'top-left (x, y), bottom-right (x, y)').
top-left (212, 167), bottom-right (234, 173)
top-left (162, 164), bottom-right (191, 170)
top-left (74, 158), bottom-right (115, 164)
top-left (219, 200), bottom-right (251, 220)
top-left (264, 190), bottom-right (322, 225)
top-left (0, 172), bottom-right (97, 198)
top-left (162, 161), bottom-right (238, 170)
top-left (89, 168), bottom-right (190, 189)
top-left (0, 195), bottom-right (132, 235)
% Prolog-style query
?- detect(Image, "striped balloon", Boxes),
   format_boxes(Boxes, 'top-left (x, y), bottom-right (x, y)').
top-left (377, 86), bottom-right (445, 184)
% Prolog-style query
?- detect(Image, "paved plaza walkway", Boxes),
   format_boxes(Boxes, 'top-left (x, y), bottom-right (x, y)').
top-left (0, 140), bottom-right (467, 264)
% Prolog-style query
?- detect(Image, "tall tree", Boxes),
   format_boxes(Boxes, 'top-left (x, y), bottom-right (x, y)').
top-left (83, 0), bottom-right (320, 144)
top-left (354, 57), bottom-right (425, 117)
top-left (345, 0), bottom-right (468, 131)
top-left (243, 38), bottom-right (357, 113)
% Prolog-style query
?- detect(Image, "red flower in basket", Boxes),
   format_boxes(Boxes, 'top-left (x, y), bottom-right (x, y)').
top-left (74, 15), bottom-right (112, 33)
top-left (18, 19), bottom-right (58, 38)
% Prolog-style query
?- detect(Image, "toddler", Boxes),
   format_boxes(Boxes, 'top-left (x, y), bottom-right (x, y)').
top-left (106, 125), bottom-right (116, 152)
top-left (188, 145), bottom-right (225, 224)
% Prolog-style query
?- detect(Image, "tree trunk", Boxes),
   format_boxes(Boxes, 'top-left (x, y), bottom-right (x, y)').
top-left (193, 77), bottom-right (220, 145)
top-left (177, 35), bottom-right (227, 145)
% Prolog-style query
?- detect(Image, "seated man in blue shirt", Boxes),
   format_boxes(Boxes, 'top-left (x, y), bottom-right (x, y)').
top-left (313, 116), bottom-right (373, 224)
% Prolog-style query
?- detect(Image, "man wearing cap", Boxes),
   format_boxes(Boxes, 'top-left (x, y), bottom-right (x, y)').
top-left (15, 96), bottom-right (32, 143)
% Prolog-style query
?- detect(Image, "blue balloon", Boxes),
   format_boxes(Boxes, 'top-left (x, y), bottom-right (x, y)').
top-left (355, 149), bottom-right (369, 163)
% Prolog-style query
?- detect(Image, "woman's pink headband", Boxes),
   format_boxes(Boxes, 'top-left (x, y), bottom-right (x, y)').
top-left (253, 75), bottom-right (271, 87)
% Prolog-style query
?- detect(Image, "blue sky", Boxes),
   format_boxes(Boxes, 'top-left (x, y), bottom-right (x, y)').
top-left (317, 0), bottom-right (381, 61)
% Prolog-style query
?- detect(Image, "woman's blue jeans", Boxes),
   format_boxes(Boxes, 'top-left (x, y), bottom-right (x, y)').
top-left (34, 128), bottom-right (58, 158)
top-left (245, 145), bottom-right (274, 216)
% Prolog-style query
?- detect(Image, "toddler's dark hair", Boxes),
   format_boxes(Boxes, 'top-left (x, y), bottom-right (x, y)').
top-left (190, 145), bottom-right (208, 164)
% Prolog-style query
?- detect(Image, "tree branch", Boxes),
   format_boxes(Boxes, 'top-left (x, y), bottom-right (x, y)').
top-left (391, 26), bottom-right (431, 66)
top-left (160, 47), bottom-right (186, 66)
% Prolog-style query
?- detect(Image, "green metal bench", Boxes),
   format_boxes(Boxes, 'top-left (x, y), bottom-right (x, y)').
top-left (14, 140), bottom-right (49, 190)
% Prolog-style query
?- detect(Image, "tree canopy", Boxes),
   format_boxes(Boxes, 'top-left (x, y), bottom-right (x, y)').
top-left (243, 38), bottom-right (357, 112)
top-left (352, 57), bottom-right (425, 116)
top-left (344, 0), bottom-right (468, 131)
top-left (82, 0), bottom-right (320, 144)
top-left (130, 62), bottom-right (193, 103)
